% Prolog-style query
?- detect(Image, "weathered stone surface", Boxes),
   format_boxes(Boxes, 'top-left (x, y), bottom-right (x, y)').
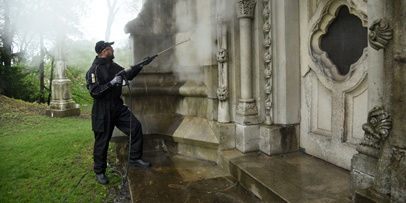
top-left (390, 149), bottom-right (406, 202)
top-left (350, 153), bottom-right (378, 197)
top-left (354, 188), bottom-right (390, 203)
top-left (220, 150), bottom-right (351, 203)
top-left (236, 124), bottom-right (259, 153)
top-left (259, 125), bottom-right (299, 155)
top-left (211, 122), bottom-right (236, 150)
top-left (121, 1), bottom-right (406, 202)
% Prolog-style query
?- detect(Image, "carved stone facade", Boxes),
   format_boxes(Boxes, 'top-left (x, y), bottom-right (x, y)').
top-left (350, 0), bottom-right (406, 202)
top-left (124, 0), bottom-right (405, 201)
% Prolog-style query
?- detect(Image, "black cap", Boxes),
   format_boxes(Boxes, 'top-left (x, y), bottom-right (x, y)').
top-left (95, 41), bottom-right (114, 54)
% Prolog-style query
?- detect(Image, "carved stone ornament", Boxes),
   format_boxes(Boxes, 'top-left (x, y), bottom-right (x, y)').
top-left (264, 68), bottom-right (272, 78)
top-left (368, 19), bottom-right (393, 51)
top-left (265, 98), bottom-right (272, 110)
top-left (216, 48), bottom-right (228, 63)
top-left (217, 85), bottom-right (229, 101)
top-left (265, 83), bottom-right (272, 94)
top-left (237, 99), bottom-right (258, 115)
top-left (263, 35), bottom-right (271, 48)
top-left (262, 0), bottom-right (272, 125)
top-left (264, 52), bottom-right (272, 64)
top-left (359, 106), bottom-right (392, 149)
top-left (236, 0), bottom-right (257, 18)
top-left (263, 21), bottom-right (271, 33)
top-left (263, 5), bottom-right (270, 19)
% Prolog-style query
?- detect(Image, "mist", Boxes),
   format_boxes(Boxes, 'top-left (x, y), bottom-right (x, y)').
top-left (169, 0), bottom-right (235, 84)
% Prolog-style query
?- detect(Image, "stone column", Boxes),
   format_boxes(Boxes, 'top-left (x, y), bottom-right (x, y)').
top-left (216, 0), bottom-right (230, 123)
top-left (259, 0), bottom-right (300, 156)
top-left (235, 0), bottom-right (259, 153)
top-left (236, 0), bottom-right (258, 124)
top-left (368, 1), bottom-right (386, 109)
top-left (351, 0), bottom-right (394, 200)
top-left (368, 0), bottom-right (393, 196)
top-left (46, 39), bottom-right (80, 118)
top-left (213, 0), bottom-right (236, 150)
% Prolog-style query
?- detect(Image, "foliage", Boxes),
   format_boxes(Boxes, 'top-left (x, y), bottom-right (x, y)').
top-left (66, 66), bottom-right (92, 106)
top-left (0, 96), bottom-right (123, 202)
top-left (0, 0), bottom-right (140, 104)
top-left (0, 64), bottom-right (44, 102)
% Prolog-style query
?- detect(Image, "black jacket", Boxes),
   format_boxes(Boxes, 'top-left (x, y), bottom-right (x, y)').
top-left (86, 57), bottom-right (143, 100)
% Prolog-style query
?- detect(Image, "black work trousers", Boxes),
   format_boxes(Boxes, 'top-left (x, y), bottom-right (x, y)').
top-left (92, 99), bottom-right (143, 174)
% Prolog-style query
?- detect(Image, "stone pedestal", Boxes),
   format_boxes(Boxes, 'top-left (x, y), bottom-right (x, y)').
top-left (213, 122), bottom-right (236, 150)
top-left (46, 60), bottom-right (80, 117)
top-left (236, 124), bottom-right (259, 153)
top-left (259, 125), bottom-right (299, 155)
top-left (351, 153), bottom-right (378, 197)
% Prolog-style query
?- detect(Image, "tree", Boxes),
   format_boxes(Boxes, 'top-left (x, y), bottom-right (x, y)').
top-left (105, 0), bottom-right (118, 42)
top-left (105, 0), bottom-right (143, 42)
top-left (0, 0), bottom-right (12, 68)
top-left (0, 0), bottom-right (88, 101)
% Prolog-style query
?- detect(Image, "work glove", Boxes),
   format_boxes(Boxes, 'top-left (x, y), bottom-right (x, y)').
top-left (110, 75), bottom-right (123, 85)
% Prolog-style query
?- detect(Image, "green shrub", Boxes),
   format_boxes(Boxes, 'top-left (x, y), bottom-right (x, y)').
top-left (0, 65), bottom-right (43, 102)
top-left (65, 66), bottom-right (92, 106)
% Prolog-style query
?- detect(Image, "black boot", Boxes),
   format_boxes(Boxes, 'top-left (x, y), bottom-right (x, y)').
top-left (96, 173), bottom-right (109, 184)
top-left (129, 159), bottom-right (151, 168)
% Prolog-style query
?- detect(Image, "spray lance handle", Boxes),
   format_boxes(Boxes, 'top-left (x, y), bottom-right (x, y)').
top-left (136, 54), bottom-right (157, 67)
top-left (114, 55), bottom-right (158, 86)
top-left (115, 55), bottom-right (158, 77)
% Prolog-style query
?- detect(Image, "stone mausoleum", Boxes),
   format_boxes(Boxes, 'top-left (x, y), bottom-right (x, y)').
top-left (120, 0), bottom-right (405, 202)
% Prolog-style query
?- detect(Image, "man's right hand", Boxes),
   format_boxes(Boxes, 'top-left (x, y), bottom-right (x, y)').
top-left (110, 75), bottom-right (123, 85)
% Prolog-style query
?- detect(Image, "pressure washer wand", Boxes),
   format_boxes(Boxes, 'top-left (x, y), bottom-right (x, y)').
top-left (116, 39), bottom-right (190, 77)
top-left (156, 38), bottom-right (190, 56)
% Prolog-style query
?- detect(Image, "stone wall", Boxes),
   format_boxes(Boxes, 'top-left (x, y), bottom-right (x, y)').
top-left (389, 0), bottom-right (406, 201)
top-left (123, 0), bottom-right (300, 159)
top-left (123, 0), bottom-right (406, 201)
top-left (351, 0), bottom-right (406, 202)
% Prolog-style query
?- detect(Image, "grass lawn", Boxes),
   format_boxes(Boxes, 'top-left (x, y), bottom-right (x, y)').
top-left (0, 96), bottom-right (123, 202)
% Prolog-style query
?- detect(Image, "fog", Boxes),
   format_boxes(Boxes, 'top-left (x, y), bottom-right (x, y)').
top-left (0, 0), bottom-right (143, 67)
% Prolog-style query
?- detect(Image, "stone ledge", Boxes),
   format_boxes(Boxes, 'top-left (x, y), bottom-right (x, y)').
top-left (218, 149), bottom-right (352, 203)
top-left (111, 116), bottom-right (220, 162)
top-left (354, 188), bottom-right (390, 203)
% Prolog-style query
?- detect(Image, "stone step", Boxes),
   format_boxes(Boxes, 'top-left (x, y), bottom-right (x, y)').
top-left (218, 149), bottom-right (352, 203)
top-left (111, 116), bottom-right (220, 162)
top-left (354, 189), bottom-right (390, 203)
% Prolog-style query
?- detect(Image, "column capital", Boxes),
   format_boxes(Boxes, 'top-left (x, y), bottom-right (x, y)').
top-left (236, 0), bottom-right (257, 18)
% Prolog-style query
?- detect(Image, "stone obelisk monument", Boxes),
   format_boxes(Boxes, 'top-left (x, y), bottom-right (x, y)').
top-left (46, 40), bottom-right (80, 117)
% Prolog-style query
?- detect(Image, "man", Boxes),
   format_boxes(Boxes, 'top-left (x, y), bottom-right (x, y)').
top-left (86, 41), bottom-right (154, 184)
